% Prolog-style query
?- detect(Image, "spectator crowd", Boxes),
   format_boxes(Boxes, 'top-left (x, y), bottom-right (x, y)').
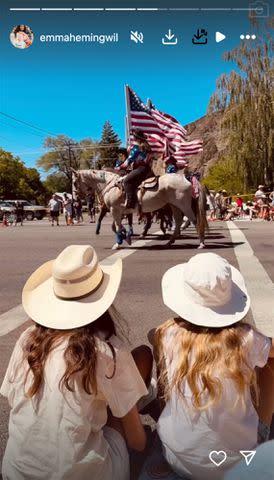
top-left (207, 185), bottom-right (274, 222)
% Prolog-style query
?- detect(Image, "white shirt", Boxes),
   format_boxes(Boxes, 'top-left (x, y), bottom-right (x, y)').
top-left (1, 327), bottom-right (147, 480)
top-left (255, 189), bottom-right (264, 199)
top-left (63, 199), bottom-right (72, 215)
top-left (157, 323), bottom-right (271, 480)
top-left (48, 199), bottom-right (60, 212)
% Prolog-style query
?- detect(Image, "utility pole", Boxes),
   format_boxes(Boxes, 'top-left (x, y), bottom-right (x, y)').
top-left (68, 141), bottom-right (73, 197)
top-left (67, 141), bottom-right (77, 217)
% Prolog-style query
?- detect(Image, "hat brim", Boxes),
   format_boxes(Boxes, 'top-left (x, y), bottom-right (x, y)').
top-left (22, 257), bottom-right (122, 329)
top-left (162, 264), bottom-right (250, 328)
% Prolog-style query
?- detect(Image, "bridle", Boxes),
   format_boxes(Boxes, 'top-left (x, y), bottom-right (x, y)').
top-left (79, 171), bottom-right (121, 205)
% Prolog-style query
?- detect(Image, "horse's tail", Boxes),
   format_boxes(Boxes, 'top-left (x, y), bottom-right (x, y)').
top-left (193, 182), bottom-right (208, 241)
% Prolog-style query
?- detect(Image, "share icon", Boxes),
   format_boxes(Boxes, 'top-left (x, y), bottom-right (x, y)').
top-left (240, 450), bottom-right (256, 466)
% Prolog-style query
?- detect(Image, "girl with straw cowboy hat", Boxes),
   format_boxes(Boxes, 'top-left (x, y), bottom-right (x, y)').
top-left (153, 253), bottom-right (274, 480)
top-left (1, 245), bottom-right (153, 480)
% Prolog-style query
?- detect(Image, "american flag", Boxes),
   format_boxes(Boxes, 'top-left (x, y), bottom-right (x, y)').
top-left (126, 86), bottom-right (165, 153)
top-left (149, 106), bottom-right (203, 166)
top-left (126, 86), bottom-right (203, 164)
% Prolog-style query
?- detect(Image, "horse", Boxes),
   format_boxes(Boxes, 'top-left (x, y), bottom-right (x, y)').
top-left (95, 202), bottom-right (134, 238)
top-left (73, 169), bottom-right (208, 250)
top-left (96, 202), bottom-right (172, 239)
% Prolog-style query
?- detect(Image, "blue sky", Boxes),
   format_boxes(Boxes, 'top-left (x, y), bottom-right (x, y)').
top-left (0, 0), bottom-right (269, 172)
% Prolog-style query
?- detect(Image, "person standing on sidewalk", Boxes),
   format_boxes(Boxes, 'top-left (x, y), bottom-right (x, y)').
top-left (14, 201), bottom-right (24, 226)
top-left (63, 193), bottom-right (73, 226)
top-left (48, 194), bottom-right (61, 226)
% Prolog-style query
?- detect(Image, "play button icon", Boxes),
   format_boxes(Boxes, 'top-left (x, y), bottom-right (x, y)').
top-left (215, 31), bottom-right (226, 43)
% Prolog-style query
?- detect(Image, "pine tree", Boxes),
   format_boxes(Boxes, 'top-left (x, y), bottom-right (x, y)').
top-left (98, 121), bottom-right (121, 168)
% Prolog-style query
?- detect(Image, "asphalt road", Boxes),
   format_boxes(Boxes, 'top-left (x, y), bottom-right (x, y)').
top-left (0, 215), bottom-right (274, 469)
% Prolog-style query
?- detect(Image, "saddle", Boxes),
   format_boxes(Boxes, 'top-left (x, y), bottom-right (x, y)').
top-left (140, 176), bottom-right (159, 191)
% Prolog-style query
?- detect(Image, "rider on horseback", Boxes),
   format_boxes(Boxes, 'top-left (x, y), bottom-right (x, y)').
top-left (164, 155), bottom-right (178, 173)
top-left (114, 148), bottom-right (128, 171)
top-left (118, 130), bottom-right (151, 209)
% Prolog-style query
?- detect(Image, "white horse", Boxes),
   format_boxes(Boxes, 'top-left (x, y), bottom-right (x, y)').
top-left (73, 169), bottom-right (208, 249)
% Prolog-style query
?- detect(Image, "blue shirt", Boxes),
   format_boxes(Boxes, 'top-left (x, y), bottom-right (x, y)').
top-left (115, 159), bottom-right (123, 169)
top-left (126, 144), bottom-right (147, 167)
top-left (166, 164), bottom-right (178, 174)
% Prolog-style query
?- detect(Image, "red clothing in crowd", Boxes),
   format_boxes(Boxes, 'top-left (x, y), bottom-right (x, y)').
top-left (236, 197), bottom-right (243, 208)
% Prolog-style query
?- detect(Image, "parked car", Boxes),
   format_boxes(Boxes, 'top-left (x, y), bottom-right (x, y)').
top-left (0, 201), bottom-right (14, 221)
top-left (4, 200), bottom-right (47, 220)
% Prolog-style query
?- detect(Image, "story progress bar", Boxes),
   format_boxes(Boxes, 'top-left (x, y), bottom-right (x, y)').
top-left (9, 7), bottom-right (264, 12)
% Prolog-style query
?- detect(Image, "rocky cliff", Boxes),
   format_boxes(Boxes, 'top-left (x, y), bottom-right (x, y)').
top-left (152, 111), bottom-right (227, 176)
top-left (184, 111), bottom-right (227, 176)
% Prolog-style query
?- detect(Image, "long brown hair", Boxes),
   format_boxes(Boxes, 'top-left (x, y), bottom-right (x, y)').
top-left (22, 306), bottom-right (125, 398)
top-left (155, 318), bottom-right (258, 411)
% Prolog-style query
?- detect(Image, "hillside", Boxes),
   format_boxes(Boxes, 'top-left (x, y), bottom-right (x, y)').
top-left (184, 111), bottom-right (227, 175)
top-left (152, 111), bottom-right (227, 176)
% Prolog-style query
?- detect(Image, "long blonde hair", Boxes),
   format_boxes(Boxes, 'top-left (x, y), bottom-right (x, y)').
top-left (155, 318), bottom-right (258, 411)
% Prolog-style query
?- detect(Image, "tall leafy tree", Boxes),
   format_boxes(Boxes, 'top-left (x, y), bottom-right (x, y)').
top-left (43, 173), bottom-right (71, 197)
top-left (208, 19), bottom-right (273, 190)
top-left (37, 135), bottom-right (99, 180)
top-left (98, 121), bottom-right (121, 168)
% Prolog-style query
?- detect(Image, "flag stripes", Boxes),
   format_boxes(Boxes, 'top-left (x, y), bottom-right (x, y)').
top-left (126, 86), bottom-right (203, 165)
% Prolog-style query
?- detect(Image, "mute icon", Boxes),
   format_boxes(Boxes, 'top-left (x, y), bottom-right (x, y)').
top-left (240, 450), bottom-right (256, 466)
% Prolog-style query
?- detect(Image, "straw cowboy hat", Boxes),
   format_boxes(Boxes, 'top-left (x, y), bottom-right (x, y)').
top-left (162, 253), bottom-right (250, 328)
top-left (22, 245), bottom-right (122, 329)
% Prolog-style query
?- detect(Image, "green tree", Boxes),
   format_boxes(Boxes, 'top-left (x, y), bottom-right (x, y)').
top-left (208, 19), bottom-right (274, 190)
top-left (98, 121), bottom-right (121, 168)
top-left (0, 148), bottom-right (45, 201)
top-left (203, 157), bottom-right (243, 194)
top-left (37, 135), bottom-right (99, 181)
top-left (43, 173), bottom-right (71, 198)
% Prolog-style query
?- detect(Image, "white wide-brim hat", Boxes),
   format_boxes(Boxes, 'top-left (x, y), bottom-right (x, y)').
top-left (22, 245), bottom-right (122, 329)
top-left (162, 253), bottom-right (250, 328)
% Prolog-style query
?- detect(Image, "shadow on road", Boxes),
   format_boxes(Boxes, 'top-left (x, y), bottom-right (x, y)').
top-left (130, 241), bottom-right (245, 251)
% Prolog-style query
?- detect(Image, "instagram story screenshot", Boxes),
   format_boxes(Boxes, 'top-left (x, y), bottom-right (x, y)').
top-left (0, 1), bottom-right (274, 479)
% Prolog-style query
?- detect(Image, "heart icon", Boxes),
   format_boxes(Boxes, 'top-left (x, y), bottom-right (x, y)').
top-left (209, 451), bottom-right (227, 467)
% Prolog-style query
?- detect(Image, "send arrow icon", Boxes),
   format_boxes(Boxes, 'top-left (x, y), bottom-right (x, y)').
top-left (240, 450), bottom-right (256, 466)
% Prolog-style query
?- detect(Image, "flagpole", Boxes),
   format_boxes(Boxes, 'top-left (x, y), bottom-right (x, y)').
top-left (124, 84), bottom-right (131, 147)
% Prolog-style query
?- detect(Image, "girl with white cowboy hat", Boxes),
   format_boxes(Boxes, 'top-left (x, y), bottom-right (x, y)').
top-left (0, 245), bottom-right (153, 480)
top-left (153, 253), bottom-right (274, 480)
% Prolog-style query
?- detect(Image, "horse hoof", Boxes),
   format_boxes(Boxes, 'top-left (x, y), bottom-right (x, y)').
top-left (197, 243), bottom-right (205, 249)
top-left (165, 241), bottom-right (173, 248)
top-left (112, 243), bottom-right (121, 250)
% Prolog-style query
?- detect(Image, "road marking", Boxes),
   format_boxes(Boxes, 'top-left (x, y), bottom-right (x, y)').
top-left (227, 221), bottom-right (274, 337)
top-left (0, 305), bottom-right (28, 337)
top-left (0, 232), bottom-right (162, 337)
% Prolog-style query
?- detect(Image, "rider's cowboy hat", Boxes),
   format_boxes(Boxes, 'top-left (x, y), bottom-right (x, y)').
top-left (164, 156), bottom-right (177, 165)
top-left (131, 130), bottom-right (147, 142)
top-left (22, 245), bottom-right (122, 329)
top-left (258, 185), bottom-right (264, 189)
top-left (162, 253), bottom-right (251, 329)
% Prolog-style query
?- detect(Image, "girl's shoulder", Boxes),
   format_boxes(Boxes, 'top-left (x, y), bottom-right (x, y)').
top-left (240, 324), bottom-right (271, 368)
top-left (95, 334), bottom-right (129, 362)
top-left (155, 318), bottom-right (180, 349)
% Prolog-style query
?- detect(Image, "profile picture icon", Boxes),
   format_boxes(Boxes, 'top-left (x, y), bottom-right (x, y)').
top-left (10, 25), bottom-right (34, 49)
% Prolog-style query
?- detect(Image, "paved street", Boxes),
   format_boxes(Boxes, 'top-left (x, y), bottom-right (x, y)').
top-left (1, 215), bottom-right (274, 466)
